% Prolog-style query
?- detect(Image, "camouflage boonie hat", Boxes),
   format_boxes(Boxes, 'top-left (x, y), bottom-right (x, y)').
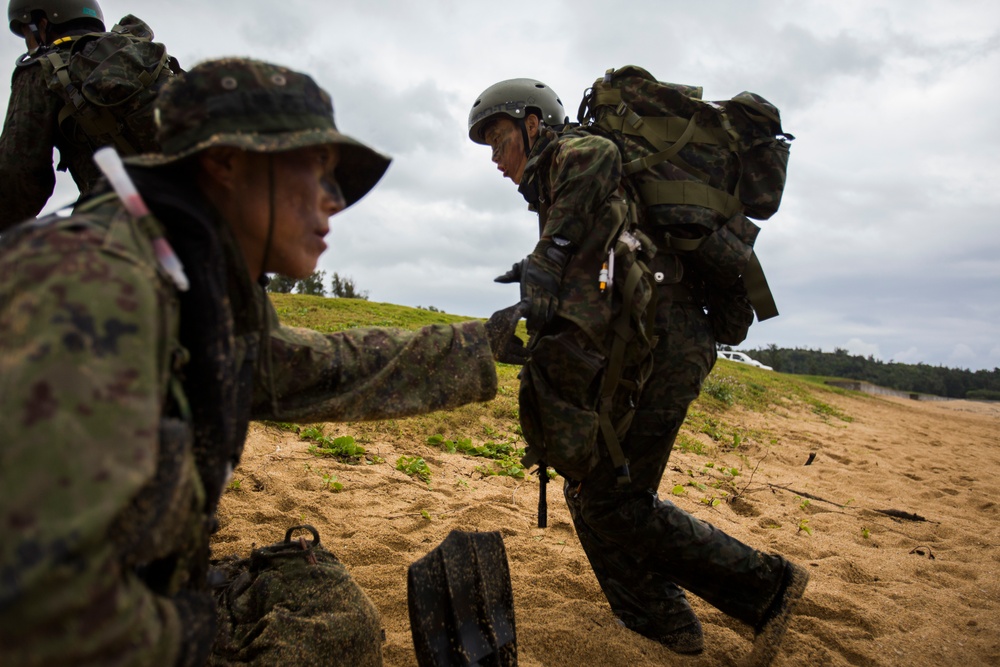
top-left (124, 57), bottom-right (391, 207)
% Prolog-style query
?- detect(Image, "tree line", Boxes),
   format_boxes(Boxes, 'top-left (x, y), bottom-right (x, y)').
top-left (266, 270), bottom-right (368, 300)
top-left (737, 345), bottom-right (1000, 400)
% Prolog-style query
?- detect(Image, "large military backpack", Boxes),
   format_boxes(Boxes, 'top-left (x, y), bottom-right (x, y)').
top-left (37, 14), bottom-right (181, 156)
top-left (578, 65), bottom-right (793, 337)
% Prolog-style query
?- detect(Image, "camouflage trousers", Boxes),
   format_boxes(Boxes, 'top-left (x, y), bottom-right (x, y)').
top-left (207, 526), bottom-right (383, 666)
top-left (564, 303), bottom-right (785, 637)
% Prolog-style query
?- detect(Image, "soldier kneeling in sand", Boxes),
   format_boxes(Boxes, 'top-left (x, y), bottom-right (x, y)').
top-left (0, 57), bottom-right (508, 666)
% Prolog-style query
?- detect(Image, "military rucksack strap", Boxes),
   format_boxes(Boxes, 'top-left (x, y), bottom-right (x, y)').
top-left (600, 113), bottom-right (725, 148)
top-left (637, 180), bottom-right (743, 220)
top-left (597, 255), bottom-right (649, 487)
top-left (599, 103), bottom-right (708, 182)
top-left (743, 250), bottom-right (778, 321)
top-left (622, 114), bottom-right (699, 176)
top-left (661, 232), bottom-right (706, 253)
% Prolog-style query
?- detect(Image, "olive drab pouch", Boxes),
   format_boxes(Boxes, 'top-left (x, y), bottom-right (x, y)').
top-left (577, 65), bottom-right (792, 322)
top-left (707, 280), bottom-right (756, 346)
top-left (727, 92), bottom-right (792, 221)
top-left (209, 525), bottom-right (383, 667)
top-left (688, 211), bottom-right (761, 288)
top-left (38, 15), bottom-right (181, 157)
top-left (519, 325), bottom-right (606, 482)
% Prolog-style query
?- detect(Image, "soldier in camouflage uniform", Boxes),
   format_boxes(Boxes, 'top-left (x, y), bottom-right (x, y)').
top-left (469, 79), bottom-right (808, 666)
top-left (1, 0), bottom-right (177, 230)
top-left (0, 58), bottom-right (503, 666)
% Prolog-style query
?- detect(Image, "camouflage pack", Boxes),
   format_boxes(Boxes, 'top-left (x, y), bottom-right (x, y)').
top-left (35, 15), bottom-right (180, 156)
top-left (577, 65), bottom-right (793, 322)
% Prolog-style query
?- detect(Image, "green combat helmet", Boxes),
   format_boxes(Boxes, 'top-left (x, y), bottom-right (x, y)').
top-left (8, 0), bottom-right (104, 35)
top-left (468, 78), bottom-right (567, 145)
top-left (125, 57), bottom-right (391, 208)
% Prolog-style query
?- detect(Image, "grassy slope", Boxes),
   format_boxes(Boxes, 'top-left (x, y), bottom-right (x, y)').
top-left (266, 293), bottom-right (861, 498)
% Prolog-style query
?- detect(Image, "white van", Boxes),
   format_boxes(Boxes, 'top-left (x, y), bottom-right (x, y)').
top-left (719, 351), bottom-right (773, 371)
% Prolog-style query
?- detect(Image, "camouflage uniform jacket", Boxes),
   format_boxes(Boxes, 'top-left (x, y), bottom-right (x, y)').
top-left (0, 15), bottom-right (163, 231)
top-left (0, 174), bottom-right (497, 665)
top-left (518, 126), bottom-right (625, 348)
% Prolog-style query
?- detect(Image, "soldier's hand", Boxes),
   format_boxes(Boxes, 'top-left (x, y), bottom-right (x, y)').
top-left (520, 253), bottom-right (563, 331)
top-left (493, 261), bottom-right (523, 284)
top-left (484, 303), bottom-right (529, 365)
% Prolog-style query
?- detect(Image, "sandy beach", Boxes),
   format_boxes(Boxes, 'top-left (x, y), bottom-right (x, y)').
top-left (213, 372), bottom-right (1000, 666)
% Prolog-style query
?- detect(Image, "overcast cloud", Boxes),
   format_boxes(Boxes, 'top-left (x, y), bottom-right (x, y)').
top-left (3, 0), bottom-right (997, 370)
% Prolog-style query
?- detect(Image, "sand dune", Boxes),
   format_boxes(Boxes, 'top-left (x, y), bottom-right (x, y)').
top-left (214, 380), bottom-right (1000, 666)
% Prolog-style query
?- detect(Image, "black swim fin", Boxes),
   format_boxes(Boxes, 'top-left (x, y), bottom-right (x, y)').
top-left (407, 530), bottom-right (517, 666)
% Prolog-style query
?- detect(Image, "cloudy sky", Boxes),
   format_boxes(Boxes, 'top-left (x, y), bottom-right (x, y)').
top-left (3, 0), bottom-right (998, 370)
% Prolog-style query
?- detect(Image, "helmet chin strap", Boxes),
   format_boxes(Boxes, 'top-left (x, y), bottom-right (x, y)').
top-left (260, 154), bottom-right (280, 416)
top-left (517, 116), bottom-right (532, 157)
top-left (26, 22), bottom-right (44, 51)
top-left (259, 155), bottom-right (275, 279)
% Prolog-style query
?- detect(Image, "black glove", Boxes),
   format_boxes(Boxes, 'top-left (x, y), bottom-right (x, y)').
top-left (484, 303), bottom-right (530, 365)
top-left (520, 249), bottom-right (566, 331)
top-left (494, 261), bottom-right (523, 284)
top-left (173, 590), bottom-right (219, 667)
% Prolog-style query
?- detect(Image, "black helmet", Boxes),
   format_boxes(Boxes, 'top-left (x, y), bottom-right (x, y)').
top-left (8, 0), bottom-right (104, 36)
top-left (468, 78), bottom-right (566, 145)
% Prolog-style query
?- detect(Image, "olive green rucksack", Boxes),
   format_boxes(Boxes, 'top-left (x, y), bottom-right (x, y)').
top-left (578, 65), bottom-right (793, 326)
top-left (36, 14), bottom-right (181, 156)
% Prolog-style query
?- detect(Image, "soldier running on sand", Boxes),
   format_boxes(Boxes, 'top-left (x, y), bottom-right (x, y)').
top-left (470, 77), bottom-right (809, 667)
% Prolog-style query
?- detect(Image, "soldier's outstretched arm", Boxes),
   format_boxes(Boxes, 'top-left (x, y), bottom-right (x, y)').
top-left (252, 301), bottom-right (498, 423)
top-left (0, 63), bottom-right (60, 231)
top-left (0, 226), bottom-right (192, 665)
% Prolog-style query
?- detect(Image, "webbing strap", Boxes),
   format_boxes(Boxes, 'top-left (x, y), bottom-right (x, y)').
top-left (661, 233), bottom-right (706, 253)
top-left (743, 251), bottom-right (778, 321)
top-left (602, 114), bottom-right (724, 147)
top-left (623, 114), bottom-right (699, 176)
top-left (601, 104), bottom-right (708, 181)
top-left (71, 191), bottom-right (117, 214)
top-left (638, 180), bottom-right (743, 219)
top-left (598, 257), bottom-right (645, 486)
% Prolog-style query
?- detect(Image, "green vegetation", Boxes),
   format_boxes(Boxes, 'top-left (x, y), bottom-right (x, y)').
top-left (269, 292), bottom-right (470, 334)
top-left (741, 344), bottom-right (1000, 399)
top-left (427, 432), bottom-right (527, 479)
top-left (255, 295), bottom-right (889, 518)
top-left (396, 456), bottom-right (432, 483)
top-left (300, 427), bottom-right (370, 463)
top-left (321, 472), bottom-right (343, 492)
top-left (266, 270), bottom-right (368, 299)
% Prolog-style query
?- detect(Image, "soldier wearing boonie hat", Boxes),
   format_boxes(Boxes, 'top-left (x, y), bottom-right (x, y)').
top-left (0, 57), bottom-right (503, 666)
top-left (125, 56), bottom-right (389, 209)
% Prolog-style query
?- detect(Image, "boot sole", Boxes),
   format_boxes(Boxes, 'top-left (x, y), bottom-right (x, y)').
top-left (741, 561), bottom-right (810, 667)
